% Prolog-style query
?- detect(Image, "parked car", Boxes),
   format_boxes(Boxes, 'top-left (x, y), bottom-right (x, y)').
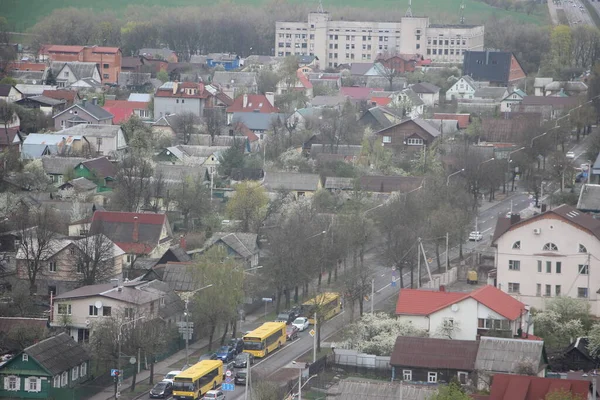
top-left (276, 310), bottom-right (297, 325)
top-left (228, 338), bottom-right (244, 355)
top-left (162, 370), bottom-right (181, 384)
top-left (469, 231), bottom-right (483, 241)
top-left (234, 371), bottom-right (247, 385)
top-left (286, 325), bottom-right (299, 341)
top-left (292, 317), bottom-right (309, 331)
top-left (215, 345), bottom-right (235, 362)
top-left (149, 381), bottom-right (173, 398)
top-left (203, 389), bottom-right (225, 400)
top-left (566, 151), bottom-right (576, 159)
top-left (234, 352), bottom-right (254, 368)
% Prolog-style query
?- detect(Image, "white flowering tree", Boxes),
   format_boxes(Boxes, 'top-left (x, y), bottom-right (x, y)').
top-left (338, 312), bottom-right (427, 356)
top-left (533, 297), bottom-right (589, 351)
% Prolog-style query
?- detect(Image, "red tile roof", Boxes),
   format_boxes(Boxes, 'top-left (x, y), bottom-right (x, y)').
top-left (470, 285), bottom-right (526, 321)
top-left (42, 90), bottom-right (77, 104)
top-left (488, 374), bottom-right (590, 400)
top-left (90, 46), bottom-right (120, 54)
top-left (433, 113), bottom-right (471, 129)
top-left (233, 122), bottom-right (259, 142)
top-left (102, 107), bottom-right (134, 124)
top-left (340, 87), bottom-right (382, 100)
top-left (48, 45), bottom-right (85, 53)
top-left (370, 96), bottom-right (392, 106)
top-left (297, 71), bottom-right (313, 89)
top-left (226, 94), bottom-right (279, 113)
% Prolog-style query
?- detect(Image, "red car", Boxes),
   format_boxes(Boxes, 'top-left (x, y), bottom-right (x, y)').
top-left (286, 325), bottom-right (299, 341)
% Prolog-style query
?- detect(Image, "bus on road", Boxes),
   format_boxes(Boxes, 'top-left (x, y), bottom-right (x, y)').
top-left (172, 360), bottom-right (223, 400)
top-left (242, 322), bottom-right (286, 358)
top-left (301, 292), bottom-right (342, 325)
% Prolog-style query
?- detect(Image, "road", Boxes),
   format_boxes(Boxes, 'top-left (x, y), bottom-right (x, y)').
top-left (555, 0), bottom-right (595, 26)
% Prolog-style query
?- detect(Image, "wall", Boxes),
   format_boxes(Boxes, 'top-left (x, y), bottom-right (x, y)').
top-left (446, 78), bottom-right (476, 101)
top-left (333, 349), bottom-right (391, 370)
top-left (54, 111), bottom-right (98, 130)
top-left (396, 315), bottom-right (429, 331)
top-left (429, 297), bottom-right (478, 340)
top-left (421, 267), bottom-right (458, 290)
top-left (154, 97), bottom-right (203, 118)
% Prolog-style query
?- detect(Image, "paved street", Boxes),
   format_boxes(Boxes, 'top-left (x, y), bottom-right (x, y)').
top-left (554, 0), bottom-right (596, 26)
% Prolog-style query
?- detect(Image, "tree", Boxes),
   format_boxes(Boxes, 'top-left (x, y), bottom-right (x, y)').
top-left (0, 17), bottom-right (15, 79)
top-left (257, 69), bottom-right (279, 94)
top-left (171, 112), bottom-right (200, 145)
top-left (380, 63), bottom-right (403, 91)
top-left (534, 297), bottom-right (589, 351)
top-left (428, 381), bottom-right (471, 400)
top-left (545, 388), bottom-right (586, 400)
top-left (112, 154), bottom-right (154, 212)
top-left (172, 175), bottom-right (210, 231)
top-left (204, 108), bottom-right (225, 145)
top-left (0, 100), bottom-right (16, 142)
top-left (156, 70), bottom-right (169, 83)
top-left (226, 182), bottom-right (269, 233)
top-left (73, 233), bottom-right (119, 286)
top-left (218, 139), bottom-right (245, 177)
top-left (44, 68), bottom-right (57, 86)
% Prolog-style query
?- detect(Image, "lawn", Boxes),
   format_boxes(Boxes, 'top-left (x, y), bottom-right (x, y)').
top-left (2, 0), bottom-right (547, 32)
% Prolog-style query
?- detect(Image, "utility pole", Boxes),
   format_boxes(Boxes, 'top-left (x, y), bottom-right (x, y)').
top-left (183, 284), bottom-right (213, 368)
top-left (244, 355), bottom-right (250, 400)
top-left (445, 232), bottom-right (449, 273)
top-left (371, 279), bottom-right (375, 313)
top-left (116, 316), bottom-right (145, 399)
top-left (588, 253), bottom-right (591, 304)
top-left (298, 368), bottom-right (302, 400)
top-left (313, 312), bottom-right (317, 362)
top-left (417, 238), bottom-right (421, 288)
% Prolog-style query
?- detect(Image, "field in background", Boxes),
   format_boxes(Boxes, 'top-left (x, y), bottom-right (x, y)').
top-left (2, 0), bottom-right (547, 32)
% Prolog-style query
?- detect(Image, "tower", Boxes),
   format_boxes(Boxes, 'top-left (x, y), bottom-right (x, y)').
top-left (317, 0), bottom-right (324, 14)
top-left (405, 0), bottom-right (413, 17)
top-left (459, 0), bottom-right (465, 24)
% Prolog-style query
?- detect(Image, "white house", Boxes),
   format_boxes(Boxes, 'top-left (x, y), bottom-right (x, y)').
top-left (410, 82), bottom-right (440, 107)
top-left (59, 124), bottom-right (127, 156)
top-left (0, 84), bottom-right (24, 103)
top-left (491, 204), bottom-right (600, 316)
top-left (389, 88), bottom-right (424, 119)
top-left (395, 285), bottom-right (529, 341)
top-left (500, 89), bottom-right (526, 113)
top-left (445, 75), bottom-right (488, 101)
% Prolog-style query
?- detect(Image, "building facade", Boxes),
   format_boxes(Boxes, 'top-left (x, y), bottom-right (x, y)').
top-left (47, 45), bottom-right (122, 84)
top-left (275, 12), bottom-right (484, 68)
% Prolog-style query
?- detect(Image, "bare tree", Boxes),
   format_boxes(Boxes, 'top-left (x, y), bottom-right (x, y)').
top-left (204, 108), bottom-right (225, 145)
top-left (172, 175), bottom-right (210, 231)
top-left (73, 233), bottom-right (120, 286)
top-left (113, 154), bottom-right (154, 212)
top-left (171, 112), bottom-right (200, 145)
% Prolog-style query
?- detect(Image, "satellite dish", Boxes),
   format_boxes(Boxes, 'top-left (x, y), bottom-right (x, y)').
top-left (94, 300), bottom-right (103, 309)
top-left (85, 319), bottom-right (90, 325)
top-left (32, 80), bottom-right (37, 84)
top-left (451, 304), bottom-right (459, 312)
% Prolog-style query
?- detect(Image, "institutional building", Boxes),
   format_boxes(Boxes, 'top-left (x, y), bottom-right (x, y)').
top-left (275, 12), bottom-right (484, 68)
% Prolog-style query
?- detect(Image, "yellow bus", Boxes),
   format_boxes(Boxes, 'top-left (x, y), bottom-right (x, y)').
top-left (172, 360), bottom-right (223, 399)
top-left (301, 292), bottom-right (342, 325)
top-left (242, 322), bottom-right (286, 358)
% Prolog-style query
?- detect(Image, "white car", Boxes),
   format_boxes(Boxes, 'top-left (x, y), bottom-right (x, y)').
top-left (469, 231), bottom-right (483, 241)
top-left (292, 317), bottom-right (310, 331)
top-left (506, 212), bottom-right (519, 218)
top-left (162, 370), bottom-right (181, 384)
top-left (203, 390), bottom-right (225, 400)
top-left (566, 151), bottom-right (576, 159)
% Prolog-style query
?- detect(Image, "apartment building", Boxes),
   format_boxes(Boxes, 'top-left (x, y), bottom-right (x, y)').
top-left (275, 12), bottom-right (484, 68)
top-left (46, 45), bottom-right (122, 84)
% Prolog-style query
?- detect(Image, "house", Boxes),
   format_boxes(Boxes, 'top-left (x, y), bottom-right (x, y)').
top-left (59, 124), bottom-right (127, 156)
top-left (117, 72), bottom-right (152, 89)
top-left (138, 48), bottom-right (178, 63)
top-left (491, 204), bottom-right (600, 315)
top-left (15, 84), bottom-right (57, 97)
top-left (326, 378), bottom-right (436, 400)
top-left (376, 118), bottom-right (441, 150)
top-left (128, 93), bottom-right (152, 103)
top-left (206, 53), bottom-right (240, 71)
top-left (359, 176), bottom-right (424, 194)
top-left (201, 232), bottom-right (259, 269)
top-left (141, 262), bottom-right (196, 292)
top-left (155, 145), bottom-right (229, 173)
top-left (0, 333), bottom-right (90, 398)
top-left (121, 56), bottom-right (168, 75)
top-left (310, 95), bottom-right (349, 108)
top-left (231, 168), bottom-right (265, 182)
top-left (500, 89), bottom-right (526, 113)
top-left (369, 91), bottom-right (395, 107)
top-left (69, 78), bottom-right (103, 92)
top-left (409, 82), bottom-right (440, 107)
top-left (544, 81), bottom-right (588, 97)
top-left (102, 99), bottom-right (151, 123)
top-left (16, 234), bottom-right (124, 296)
top-left (21, 134), bottom-right (89, 159)
top-left (340, 86), bottom-right (381, 102)
top-left (10, 69), bottom-right (46, 85)
top-left (275, 69), bottom-right (313, 99)
top-left (58, 177), bottom-right (98, 197)
top-left (432, 113), bottom-right (471, 129)
top-left (534, 77), bottom-right (554, 96)
top-left (577, 184), bottom-right (600, 214)
top-left (377, 54), bottom-right (419, 74)
top-left (324, 177), bottom-right (355, 191)
top-left (152, 114), bottom-right (178, 137)
top-left (396, 285), bottom-right (529, 340)
top-left (263, 172), bottom-right (322, 197)
top-left (226, 93), bottom-right (279, 124)
top-left (0, 128), bottom-right (23, 155)
top-left (51, 279), bottom-right (184, 342)
top-left (53, 98), bottom-right (114, 130)
top-left (89, 211), bottom-right (173, 264)
top-left (46, 45), bottom-right (122, 84)
top-left (481, 374), bottom-right (593, 400)
top-left (73, 157), bottom-right (116, 192)
top-left (212, 71), bottom-right (258, 99)
top-left (389, 89), bottom-right (425, 119)
top-left (230, 113), bottom-right (285, 136)
top-left (390, 336), bottom-right (479, 386)
top-left (481, 112), bottom-right (542, 144)
top-left (42, 90), bottom-right (79, 107)
top-left (350, 63), bottom-right (374, 76)
top-left (15, 95), bottom-right (66, 116)
top-left (561, 337), bottom-right (600, 372)
top-left (154, 81), bottom-right (220, 119)
top-left (307, 72), bottom-right (342, 92)
top-left (462, 50), bottom-right (526, 86)
top-left (41, 156), bottom-right (86, 185)
top-left (519, 95), bottom-right (582, 120)
top-left (473, 87), bottom-right (510, 102)
top-left (445, 75), bottom-right (488, 101)
top-left (359, 106), bottom-right (404, 131)
top-left (287, 108), bottom-right (322, 131)
top-left (0, 85), bottom-right (24, 103)
top-left (48, 62), bottom-right (101, 88)
top-left (424, 119), bottom-right (460, 135)
top-left (0, 317), bottom-right (48, 353)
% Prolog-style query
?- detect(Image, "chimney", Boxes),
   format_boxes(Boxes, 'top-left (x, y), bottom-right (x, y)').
top-left (82, 97), bottom-right (87, 107)
top-left (173, 81), bottom-right (178, 95)
top-left (92, 96), bottom-right (98, 105)
top-left (133, 216), bottom-right (139, 243)
top-left (439, 285), bottom-right (446, 292)
top-left (180, 235), bottom-right (186, 251)
top-left (541, 204), bottom-right (547, 213)
top-left (243, 93), bottom-right (248, 108)
top-left (111, 278), bottom-right (119, 288)
top-left (265, 92), bottom-right (275, 107)
top-left (485, 49), bottom-right (490, 65)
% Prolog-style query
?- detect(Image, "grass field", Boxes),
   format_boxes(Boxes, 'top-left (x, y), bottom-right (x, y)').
top-left (2, 0), bottom-right (547, 32)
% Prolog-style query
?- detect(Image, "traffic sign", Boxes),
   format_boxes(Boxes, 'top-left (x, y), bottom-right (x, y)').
top-left (262, 297), bottom-right (273, 302)
top-left (110, 369), bottom-right (119, 377)
top-left (309, 329), bottom-right (315, 337)
top-left (222, 383), bottom-right (235, 391)
top-left (392, 266), bottom-right (396, 271)
top-left (177, 321), bottom-right (194, 328)
top-left (226, 370), bottom-right (232, 377)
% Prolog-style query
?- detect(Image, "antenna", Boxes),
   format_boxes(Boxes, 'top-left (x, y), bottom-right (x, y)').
top-left (317, 0), bottom-right (324, 13)
top-left (459, 0), bottom-right (465, 24)
top-left (405, 0), bottom-right (413, 17)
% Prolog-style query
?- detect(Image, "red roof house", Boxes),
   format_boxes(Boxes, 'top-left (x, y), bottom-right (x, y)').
top-left (484, 374), bottom-right (591, 400)
top-left (103, 100), bottom-right (151, 123)
top-left (226, 93), bottom-right (279, 114)
top-left (340, 87), bottom-right (382, 101)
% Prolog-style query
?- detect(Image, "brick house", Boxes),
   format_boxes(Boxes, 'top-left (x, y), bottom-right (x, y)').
top-left (46, 45), bottom-right (122, 84)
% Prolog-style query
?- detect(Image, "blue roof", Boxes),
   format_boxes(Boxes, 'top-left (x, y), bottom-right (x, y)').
top-left (21, 144), bottom-right (50, 159)
top-left (231, 112), bottom-right (285, 131)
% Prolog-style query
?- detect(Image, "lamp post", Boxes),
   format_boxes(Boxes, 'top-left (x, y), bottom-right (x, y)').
top-left (446, 169), bottom-right (464, 186)
top-left (239, 265), bottom-right (263, 333)
top-left (182, 284), bottom-right (214, 369)
top-left (506, 147), bottom-right (525, 192)
top-left (115, 316), bottom-right (146, 399)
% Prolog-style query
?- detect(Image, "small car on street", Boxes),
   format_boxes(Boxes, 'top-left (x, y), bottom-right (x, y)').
top-left (203, 389), bottom-right (225, 400)
top-left (234, 352), bottom-right (254, 368)
top-left (276, 310), bottom-right (297, 325)
top-left (162, 371), bottom-right (181, 384)
top-left (286, 325), bottom-right (299, 341)
top-left (215, 346), bottom-right (235, 362)
top-left (149, 381), bottom-right (173, 398)
top-left (292, 317), bottom-right (310, 331)
top-left (234, 371), bottom-right (247, 385)
top-left (566, 151), bottom-right (576, 159)
top-left (228, 338), bottom-right (244, 355)
top-left (469, 231), bottom-right (483, 241)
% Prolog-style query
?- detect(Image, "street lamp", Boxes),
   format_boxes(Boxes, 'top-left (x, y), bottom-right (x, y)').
top-left (115, 316), bottom-right (146, 398)
top-left (182, 284), bottom-right (214, 369)
top-left (446, 169), bottom-right (464, 186)
top-left (506, 147), bottom-right (526, 192)
top-left (238, 266), bottom-right (263, 331)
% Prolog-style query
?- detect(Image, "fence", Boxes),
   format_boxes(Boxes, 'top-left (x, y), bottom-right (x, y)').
top-left (332, 349), bottom-right (391, 379)
top-left (421, 266), bottom-right (458, 290)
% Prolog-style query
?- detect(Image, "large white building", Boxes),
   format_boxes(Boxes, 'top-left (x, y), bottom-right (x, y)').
top-left (492, 205), bottom-right (600, 315)
top-left (275, 12), bottom-right (484, 68)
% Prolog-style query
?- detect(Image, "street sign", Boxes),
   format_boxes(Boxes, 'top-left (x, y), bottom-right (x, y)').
top-left (116, 391), bottom-right (120, 398)
top-left (226, 370), bottom-right (232, 377)
top-left (176, 321), bottom-right (194, 328)
top-left (110, 369), bottom-right (119, 377)
top-left (181, 332), bottom-right (192, 340)
top-left (262, 297), bottom-right (273, 302)
top-left (391, 266), bottom-right (396, 271)
top-left (309, 329), bottom-right (315, 337)
top-left (222, 383), bottom-right (235, 391)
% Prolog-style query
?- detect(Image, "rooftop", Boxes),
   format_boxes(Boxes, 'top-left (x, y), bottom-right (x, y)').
top-left (577, 184), bottom-right (600, 212)
top-left (263, 171), bottom-right (321, 192)
top-left (23, 333), bottom-right (89, 376)
top-left (390, 336), bottom-right (479, 370)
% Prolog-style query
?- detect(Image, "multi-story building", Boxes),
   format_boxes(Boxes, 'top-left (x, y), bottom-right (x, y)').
top-left (46, 45), bottom-right (122, 84)
top-left (275, 12), bottom-right (484, 68)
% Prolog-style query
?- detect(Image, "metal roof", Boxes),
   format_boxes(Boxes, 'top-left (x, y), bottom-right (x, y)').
top-left (24, 333), bottom-right (90, 376)
top-left (390, 336), bottom-right (479, 370)
top-left (327, 378), bottom-right (436, 400)
top-left (474, 337), bottom-right (546, 374)
top-left (577, 184), bottom-right (600, 212)
top-left (263, 171), bottom-right (321, 191)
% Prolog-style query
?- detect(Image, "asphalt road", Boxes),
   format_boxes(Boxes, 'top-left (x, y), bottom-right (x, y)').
top-left (556, 0), bottom-right (595, 26)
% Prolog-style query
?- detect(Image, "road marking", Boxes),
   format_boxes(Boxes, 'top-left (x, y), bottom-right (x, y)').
top-left (481, 227), bottom-right (492, 234)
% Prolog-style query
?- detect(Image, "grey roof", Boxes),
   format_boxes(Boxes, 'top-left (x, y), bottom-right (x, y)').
top-left (118, 72), bottom-right (151, 86)
top-left (15, 84), bottom-right (57, 96)
top-left (50, 61), bottom-right (98, 81)
top-left (577, 184), bottom-right (600, 212)
top-left (324, 177), bottom-right (355, 190)
top-left (310, 95), bottom-right (348, 107)
top-left (10, 70), bottom-right (45, 83)
top-left (297, 55), bottom-right (316, 65)
top-left (350, 63), bottom-right (374, 76)
top-left (474, 337), bottom-right (546, 374)
top-left (41, 156), bottom-right (86, 175)
top-left (463, 51), bottom-right (519, 85)
top-left (63, 177), bottom-right (97, 191)
top-left (24, 333), bottom-right (90, 376)
top-left (533, 77), bottom-right (553, 88)
top-left (423, 119), bottom-right (460, 135)
top-left (190, 135), bottom-right (248, 147)
top-left (310, 144), bottom-right (362, 158)
top-left (212, 71), bottom-right (258, 87)
top-left (263, 171), bottom-right (320, 191)
top-left (179, 145), bottom-right (230, 157)
top-left (460, 75), bottom-right (478, 88)
top-left (327, 379), bottom-right (435, 400)
top-left (366, 76), bottom-right (407, 90)
top-left (128, 93), bottom-right (152, 102)
top-left (361, 106), bottom-right (403, 130)
top-left (231, 112), bottom-right (285, 131)
top-left (190, 55), bottom-right (208, 64)
top-left (53, 102), bottom-right (113, 121)
top-left (137, 279), bottom-right (184, 319)
top-left (0, 84), bottom-right (14, 96)
top-left (162, 262), bottom-right (201, 292)
top-left (410, 82), bottom-right (440, 94)
top-left (60, 124), bottom-right (121, 138)
top-left (545, 81), bottom-right (588, 92)
top-left (139, 48), bottom-right (176, 59)
top-left (473, 87), bottom-right (508, 101)
top-left (203, 232), bottom-right (258, 259)
top-left (54, 281), bottom-right (164, 305)
top-left (71, 78), bottom-right (103, 88)
top-left (27, 95), bottom-right (66, 106)
top-left (154, 164), bottom-right (207, 183)
top-left (402, 88), bottom-right (425, 107)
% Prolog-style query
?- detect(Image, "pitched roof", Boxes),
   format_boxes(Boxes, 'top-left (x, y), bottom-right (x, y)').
top-left (53, 102), bottom-right (113, 121)
top-left (0, 84), bottom-right (14, 97)
top-left (128, 93), bottom-right (152, 102)
top-left (390, 336), bottom-right (479, 370)
top-left (50, 61), bottom-right (98, 81)
top-left (60, 124), bottom-right (121, 138)
top-left (340, 86), bottom-right (380, 100)
top-left (231, 112), bottom-right (285, 131)
top-left (410, 82), bottom-right (440, 94)
top-left (324, 176), bottom-right (355, 190)
top-left (41, 90), bottom-right (76, 104)
top-left (212, 71), bottom-right (258, 87)
top-left (139, 48), bottom-right (176, 59)
top-left (577, 184), bottom-right (600, 212)
top-left (18, 95), bottom-right (65, 107)
top-left (481, 113), bottom-right (542, 143)
top-left (395, 289), bottom-right (468, 315)
top-left (328, 378), bottom-right (436, 400)
top-left (47, 45), bottom-right (85, 53)
top-left (520, 95), bottom-right (581, 107)
top-left (23, 333), bottom-right (89, 376)
top-left (263, 172), bottom-right (321, 191)
top-left (350, 63), bottom-right (375, 76)
top-left (433, 113), bottom-right (471, 129)
top-left (359, 175), bottom-right (423, 193)
top-left (487, 374), bottom-right (590, 400)
top-left (361, 106), bottom-right (403, 130)
top-left (161, 262), bottom-right (200, 292)
top-left (155, 81), bottom-right (211, 99)
top-left (475, 337), bottom-right (546, 373)
top-left (79, 156), bottom-right (116, 179)
top-left (154, 164), bottom-right (207, 183)
top-left (203, 232), bottom-right (258, 259)
top-left (61, 176), bottom-right (98, 191)
top-left (41, 156), bottom-right (86, 175)
top-left (564, 337), bottom-right (595, 362)
top-left (54, 281), bottom-right (164, 304)
top-left (423, 119), bottom-right (459, 135)
top-left (545, 81), bottom-right (588, 92)
top-left (474, 87), bottom-right (509, 100)
top-left (534, 77), bottom-right (553, 88)
top-left (90, 46), bottom-right (120, 54)
top-left (0, 127), bottom-right (22, 146)
top-left (310, 95), bottom-right (349, 107)
top-left (470, 285), bottom-right (526, 320)
top-left (226, 94), bottom-right (279, 113)
top-left (463, 51), bottom-right (517, 84)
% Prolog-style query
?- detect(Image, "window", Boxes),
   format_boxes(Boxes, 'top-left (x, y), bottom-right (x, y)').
top-left (27, 377), bottom-right (38, 392)
top-left (556, 262), bottom-right (562, 274)
top-left (103, 306), bottom-right (112, 316)
top-left (126, 254), bottom-right (133, 263)
top-left (103, 64), bottom-right (109, 69)
top-left (578, 287), bottom-right (588, 298)
top-left (48, 261), bottom-right (57, 272)
top-left (406, 138), bottom-right (423, 146)
top-left (7, 376), bottom-right (18, 391)
top-left (61, 371), bottom-right (68, 386)
top-left (457, 372), bottom-right (468, 385)
top-left (508, 282), bottom-right (520, 293)
top-left (76, 263), bottom-right (83, 273)
top-left (72, 366), bottom-right (78, 381)
top-left (403, 370), bottom-right (412, 381)
top-left (536, 284), bottom-right (541, 296)
top-left (89, 305), bottom-right (98, 316)
top-left (545, 284), bottom-right (551, 297)
top-left (579, 264), bottom-right (589, 275)
top-left (512, 241), bottom-right (521, 249)
top-left (543, 243), bottom-right (558, 251)
top-left (579, 244), bottom-right (587, 253)
top-left (478, 318), bottom-right (490, 329)
top-left (383, 136), bottom-right (391, 143)
top-left (58, 304), bottom-right (72, 315)
top-left (181, 99), bottom-right (185, 104)
top-left (103, 74), bottom-right (109, 79)
top-left (428, 372), bottom-right (438, 383)
top-left (64, 71), bottom-right (69, 77)
top-left (124, 308), bottom-right (134, 319)
top-left (546, 261), bottom-right (552, 273)
top-left (53, 375), bottom-right (60, 388)
top-left (537, 260), bottom-right (542, 273)
top-left (22, 354), bottom-right (28, 362)
top-left (556, 285), bottom-right (561, 296)
top-left (508, 260), bottom-right (520, 271)
top-left (80, 363), bottom-right (87, 377)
